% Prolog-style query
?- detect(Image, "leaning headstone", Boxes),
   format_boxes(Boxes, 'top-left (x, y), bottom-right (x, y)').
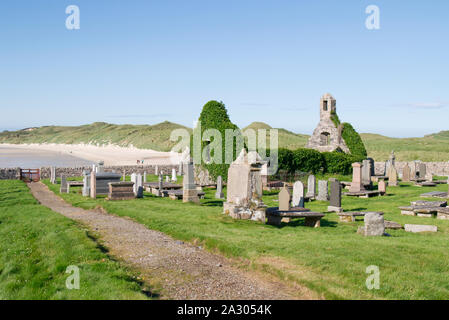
top-left (292, 181), bottom-right (304, 208)
top-left (363, 212), bottom-right (385, 236)
top-left (388, 166), bottom-right (398, 186)
top-left (90, 170), bottom-right (96, 199)
top-left (278, 184), bottom-right (291, 211)
top-left (349, 163), bottom-right (365, 192)
top-left (215, 175), bottom-right (224, 199)
top-left (306, 175), bottom-right (316, 199)
top-left (82, 170), bottom-right (90, 196)
top-left (362, 160), bottom-right (372, 186)
top-left (183, 162), bottom-right (199, 203)
top-left (171, 168), bottom-right (177, 182)
top-left (316, 180), bottom-right (329, 201)
top-left (328, 178), bottom-right (342, 213)
top-left (402, 163), bottom-right (411, 182)
top-left (60, 175), bottom-right (68, 193)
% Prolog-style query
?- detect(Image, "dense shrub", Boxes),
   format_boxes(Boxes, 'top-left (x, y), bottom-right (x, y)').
top-left (341, 123), bottom-right (367, 158)
top-left (322, 151), bottom-right (357, 175)
top-left (192, 100), bottom-right (242, 182)
top-left (291, 148), bottom-right (325, 174)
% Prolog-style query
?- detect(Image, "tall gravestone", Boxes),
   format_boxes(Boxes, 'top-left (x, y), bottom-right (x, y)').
top-left (386, 151), bottom-right (395, 176)
top-left (388, 166), bottom-right (398, 186)
top-left (82, 170), bottom-right (90, 196)
top-left (402, 163), bottom-right (411, 182)
top-left (178, 162), bottom-right (183, 176)
top-left (419, 163), bottom-right (427, 179)
top-left (136, 173), bottom-right (144, 198)
top-left (328, 178), bottom-right (342, 213)
top-left (183, 162), bottom-right (199, 203)
top-left (143, 172), bottom-right (147, 183)
top-left (278, 185), bottom-right (291, 211)
top-left (317, 180), bottom-right (329, 201)
top-left (215, 175), bottom-right (224, 199)
top-left (50, 166), bottom-right (56, 184)
top-left (155, 165), bottom-right (158, 176)
top-left (60, 175), bottom-right (68, 193)
top-left (349, 163), bottom-right (365, 192)
top-left (292, 181), bottom-right (305, 208)
top-left (306, 175), bottom-right (316, 199)
top-left (90, 170), bottom-right (97, 199)
top-left (157, 173), bottom-right (163, 197)
top-left (367, 158), bottom-right (375, 176)
top-left (97, 161), bottom-right (105, 174)
top-left (172, 168), bottom-right (177, 182)
top-left (362, 160), bottom-right (372, 187)
top-left (131, 173), bottom-right (137, 195)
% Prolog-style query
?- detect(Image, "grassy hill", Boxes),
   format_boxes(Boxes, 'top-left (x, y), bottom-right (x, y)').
top-left (1, 121), bottom-right (448, 161)
top-left (0, 121), bottom-right (191, 152)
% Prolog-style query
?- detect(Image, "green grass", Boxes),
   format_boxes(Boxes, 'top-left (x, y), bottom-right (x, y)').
top-left (45, 176), bottom-right (449, 300)
top-left (0, 180), bottom-right (153, 300)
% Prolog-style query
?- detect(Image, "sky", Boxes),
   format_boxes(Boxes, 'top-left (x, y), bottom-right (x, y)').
top-left (0, 0), bottom-right (448, 137)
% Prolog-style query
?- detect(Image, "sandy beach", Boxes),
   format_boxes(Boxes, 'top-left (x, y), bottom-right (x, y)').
top-left (0, 143), bottom-right (181, 167)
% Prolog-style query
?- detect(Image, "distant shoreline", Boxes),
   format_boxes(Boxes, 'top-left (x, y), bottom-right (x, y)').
top-left (0, 143), bottom-right (181, 166)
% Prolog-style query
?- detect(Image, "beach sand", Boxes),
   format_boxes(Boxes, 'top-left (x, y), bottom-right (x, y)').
top-left (0, 143), bottom-right (181, 166)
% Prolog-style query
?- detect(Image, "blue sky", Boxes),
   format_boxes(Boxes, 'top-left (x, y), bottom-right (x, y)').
top-left (0, 0), bottom-right (448, 137)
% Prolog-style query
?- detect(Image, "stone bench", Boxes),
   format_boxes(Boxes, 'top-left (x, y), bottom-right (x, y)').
top-left (338, 211), bottom-right (384, 222)
top-left (266, 207), bottom-right (324, 227)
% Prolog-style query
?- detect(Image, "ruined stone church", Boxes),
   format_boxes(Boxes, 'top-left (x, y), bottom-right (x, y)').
top-left (305, 93), bottom-right (350, 153)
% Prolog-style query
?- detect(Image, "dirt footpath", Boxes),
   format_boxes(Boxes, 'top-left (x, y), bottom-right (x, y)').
top-left (28, 182), bottom-right (316, 300)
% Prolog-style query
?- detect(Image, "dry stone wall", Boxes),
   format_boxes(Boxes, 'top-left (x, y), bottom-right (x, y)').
top-left (374, 162), bottom-right (449, 177)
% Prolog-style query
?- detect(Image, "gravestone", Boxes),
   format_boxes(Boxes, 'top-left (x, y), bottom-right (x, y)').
top-left (183, 161), bottom-right (199, 203)
top-left (425, 172), bottom-right (433, 182)
top-left (143, 172), bottom-right (147, 183)
top-left (130, 173), bottom-right (137, 195)
top-left (136, 173), bottom-right (144, 198)
top-left (166, 175), bottom-right (170, 182)
top-left (378, 179), bottom-right (386, 194)
top-left (215, 175), bottom-right (224, 199)
top-left (90, 170), bottom-right (96, 199)
top-left (317, 180), bottom-right (329, 201)
top-left (402, 163), bottom-right (411, 182)
top-left (279, 185), bottom-right (291, 211)
top-left (363, 212), bottom-right (385, 236)
top-left (292, 181), bottom-right (304, 208)
top-left (419, 163), bottom-right (427, 179)
top-left (178, 162), bottom-right (183, 176)
top-left (362, 160), bottom-right (372, 187)
top-left (388, 166), bottom-right (398, 186)
top-left (157, 173), bottom-right (163, 197)
top-left (349, 163), bottom-right (365, 192)
top-left (386, 151), bottom-right (395, 176)
top-left (60, 175), bottom-right (68, 193)
top-left (96, 161), bottom-right (105, 173)
top-left (306, 175), bottom-right (316, 199)
top-left (50, 166), bottom-right (56, 184)
top-left (155, 165), bottom-right (158, 176)
top-left (172, 168), bottom-right (177, 182)
top-left (82, 170), bottom-right (90, 197)
top-left (328, 178), bottom-right (342, 213)
top-left (367, 158), bottom-right (375, 176)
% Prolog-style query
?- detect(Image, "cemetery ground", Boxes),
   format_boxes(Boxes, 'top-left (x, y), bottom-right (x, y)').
top-left (40, 174), bottom-right (449, 300)
top-left (0, 180), bottom-right (152, 299)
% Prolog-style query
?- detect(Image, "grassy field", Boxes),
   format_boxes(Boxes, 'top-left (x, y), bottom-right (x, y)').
top-left (2, 121), bottom-right (448, 161)
top-left (45, 175), bottom-right (449, 300)
top-left (0, 180), bottom-right (152, 299)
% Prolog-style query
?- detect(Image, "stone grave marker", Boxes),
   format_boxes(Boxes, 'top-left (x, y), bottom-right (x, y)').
top-left (278, 184), bottom-right (291, 211)
top-left (183, 162), bottom-right (199, 203)
top-left (292, 181), bottom-right (304, 208)
top-left (90, 170), bottom-right (97, 199)
top-left (349, 163), bottom-right (365, 192)
top-left (136, 173), bottom-right (143, 198)
top-left (172, 168), bottom-right (177, 182)
top-left (402, 163), bottom-right (411, 182)
top-left (388, 166), bottom-right (398, 186)
top-left (378, 179), bottom-right (386, 194)
top-left (328, 178), bottom-right (342, 213)
top-left (317, 180), bottom-right (329, 201)
top-left (82, 170), bottom-right (90, 196)
top-left (60, 175), bottom-right (68, 193)
top-left (306, 175), bottom-right (316, 199)
top-left (362, 212), bottom-right (385, 236)
top-left (50, 166), bottom-right (56, 184)
top-left (362, 160), bottom-right (372, 186)
top-left (215, 175), bottom-right (224, 199)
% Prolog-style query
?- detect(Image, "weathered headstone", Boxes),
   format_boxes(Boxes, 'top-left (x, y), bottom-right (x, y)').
top-left (388, 166), bottom-right (398, 186)
top-left (349, 162), bottom-right (365, 192)
top-left (279, 184), bottom-right (291, 211)
top-left (136, 173), bottom-right (144, 198)
top-left (402, 163), bottom-right (411, 182)
top-left (155, 165), bottom-right (158, 176)
top-left (386, 151), bottom-right (395, 175)
top-left (317, 180), bottom-right (329, 201)
top-left (292, 181), bottom-right (304, 208)
top-left (419, 163), bottom-right (427, 179)
top-left (90, 170), bottom-right (96, 199)
top-left (378, 179), bottom-right (386, 194)
top-left (60, 175), bottom-right (68, 193)
top-left (143, 172), bottom-right (147, 183)
top-left (328, 178), bottom-right (342, 213)
top-left (183, 162), bottom-right (199, 203)
top-left (367, 158), bottom-right (375, 176)
top-left (171, 168), bottom-right (177, 182)
top-left (306, 175), bottom-right (316, 199)
top-left (362, 160), bottom-right (372, 187)
top-left (363, 212), bottom-right (385, 236)
top-left (97, 161), bottom-right (105, 173)
top-left (215, 175), bottom-right (224, 199)
top-left (82, 170), bottom-right (90, 197)
top-left (50, 166), bottom-right (56, 184)
top-left (178, 162), bottom-right (183, 176)
top-left (130, 173), bottom-right (137, 195)
top-left (157, 173), bottom-right (163, 197)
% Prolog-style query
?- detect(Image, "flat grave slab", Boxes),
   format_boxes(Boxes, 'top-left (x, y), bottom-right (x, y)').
top-left (415, 182), bottom-right (437, 187)
top-left (165, 189), bottom-right (205, 200)
top-left (436, 207), bottom-right (449, 220)
top-left (338, 211), bottom-right (384, 222)
top-left (266, 207), bottom-right (323, 227)
top-left (384, 220), bottom-right (402, 230)
top-left (404, 224), bottom-right (437, 233)
top-left (420, 191), bottom-right (448, 199)
top-left (343, 190), bottom-right (382, 198)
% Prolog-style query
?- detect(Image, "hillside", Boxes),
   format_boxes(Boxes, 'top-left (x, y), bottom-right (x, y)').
top-left (1, 122), bottom-right (448, 161)
top-left (0, 121), bottom-right (191, 152)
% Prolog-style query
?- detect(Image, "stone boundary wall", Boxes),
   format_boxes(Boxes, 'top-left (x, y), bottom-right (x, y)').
top-left (374, 162), bottom-right (449, 176)
top-left (0, 165), bottom-right (178, 180)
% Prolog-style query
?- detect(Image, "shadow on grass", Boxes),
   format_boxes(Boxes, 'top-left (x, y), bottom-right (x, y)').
top-left (201, 200), bottom-right (224, 207)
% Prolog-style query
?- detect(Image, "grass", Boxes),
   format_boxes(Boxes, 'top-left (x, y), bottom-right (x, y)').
top-left (0, 180), bottom-right (153, 299)
top-left (45, 175), bottom-right (449, 300)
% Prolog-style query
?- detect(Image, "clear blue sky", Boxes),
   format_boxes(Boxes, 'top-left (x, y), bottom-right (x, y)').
top-left (0, 0), bottom-right (448, 137)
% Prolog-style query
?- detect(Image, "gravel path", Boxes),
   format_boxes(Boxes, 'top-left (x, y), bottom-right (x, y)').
top-left (28, 182), bottom-right (312, 300)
